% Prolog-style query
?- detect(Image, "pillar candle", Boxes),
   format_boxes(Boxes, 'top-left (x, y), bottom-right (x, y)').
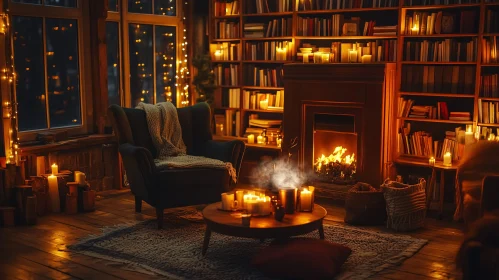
top-left (361, 55), bottom-right (372, 63)
top-left (348, 50), bottom-right (358, 63)
top-left (300, 188), bottom-right (313, 211)
top-left (443, 152), bottom-right (452, 166)
top-left (221, 192), bottom-right (235, 211)
top-left (247, 134), bottom-right (255, 144)
top-left (303, 53), bottom-right (310, 63)
top-left (429, 157), bottom-right (435, 166)
top-left (321, 53), bottom-right (330, 63)
top-left (75, 171), bottom-right (86, 184)
top-left (214, 50), bottom-right (222, 60)
top-left (259, 99), bottom-right (268, 110)
top-left (236, 190), bottom-right (245, 209)
top-left (257, 135), bottom-right (264, 144)
top-left (51, 163), bottom-right (58, 175)
top-left (47, 175), bottom-right (60, 213)
top-left (465, 132), bottom-right (474, 145)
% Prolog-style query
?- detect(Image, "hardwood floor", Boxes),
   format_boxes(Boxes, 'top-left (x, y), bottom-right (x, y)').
top-left (0, 190), bottom-right (464, 280)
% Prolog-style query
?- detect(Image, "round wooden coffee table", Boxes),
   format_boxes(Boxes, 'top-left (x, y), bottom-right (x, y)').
top-left (201, 202), bottom-right (327, 255)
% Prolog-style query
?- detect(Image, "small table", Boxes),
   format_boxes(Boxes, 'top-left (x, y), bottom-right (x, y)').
top-left (201, 202), bottom-right (327, 256)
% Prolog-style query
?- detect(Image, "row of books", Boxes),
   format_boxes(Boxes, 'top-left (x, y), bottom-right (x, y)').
top-left (215, 21), bottom-right (239, 39)
top-left (398, 99), bottom-right (471, 121)
top-left (478, 100), bottom-right (499, 124)
top-left (214, 64), bottom-right (239, 86)
top-left (480, 73), bottom-right (499, 98)
top-left (243, 90), bottom-right (285, 110)
top-left (401, 65), bottom-right (475, 94)
top-left (210, 43), bottom-right (239, 61)
top-left (485, 9), bottom-right (498, 34)
top-left (482, 36), bottom-right (498, 64)
top-left (295, 0), bottom-right (399, 10)
top-left (326, 41), bottom-right (397, 63)
top-left (246, 0), bottom-right (293, 14)
top-left (244, 41), bottom-right (294, 61)
top-left (245, 65), bottom-right (284, 87)
top-left (243, 19), bottom-right (293, 39)
top-left (403, 0), bottom-right (479, 6)
top-left (221, 88), bottom-right (241, 108)
top-left (213, 0), bottom-right (239, 16)
top-left (215, 111), bottom-right (241, 137)
top-left (403, 39), bottom-right (477, 62)
top-left (404, 10), bottom-right (477, 36)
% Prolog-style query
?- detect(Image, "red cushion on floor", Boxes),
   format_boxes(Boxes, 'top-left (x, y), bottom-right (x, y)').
top-left (252, 238), bottom-right (351, 280)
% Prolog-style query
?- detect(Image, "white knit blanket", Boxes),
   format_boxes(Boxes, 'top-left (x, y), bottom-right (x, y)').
top-left (136, 102), bottom-right (236, 182)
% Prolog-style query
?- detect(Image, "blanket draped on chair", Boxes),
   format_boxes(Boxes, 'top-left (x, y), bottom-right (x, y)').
top-left (136, 102), bottom-right (236, 182)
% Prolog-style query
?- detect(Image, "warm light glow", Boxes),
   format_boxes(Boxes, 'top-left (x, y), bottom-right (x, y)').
top-left (314, 146), bottom-right (356, 172)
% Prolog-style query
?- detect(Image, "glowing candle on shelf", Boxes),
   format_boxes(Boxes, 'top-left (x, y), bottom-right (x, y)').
top-left (276, 137), bottom-right (282, 148)
top-left (443, 152), bottom-right (452, 166)
top-left (411, 24), bottom-right (418, 35)
top-left (302, 53), bottom-right (310, 63)
top-left (429, 157), bottom-right (435, 166)
top-left (48, 175), bottom-right (60, 213)
top-left (276, 47), bottom-right (287, 61)
top-left (300, 188), bottom-right (313, 212)
top-left (348, 49), bottom-right (358, 63)
top-left (51, 163), bottom-right (58, 175)
top-left (259, 99), bottom-right (269, 110)
top-left (465, 124), bottom-right (474, 145)
top-left (257, 135), bottom-right (264, 144)
top-left (321, 53), bottom-right (330, 63)
top-left (214, 50), bottom-right (222, 60)
top-left (313, 52), bottom-right (322, 63)
top-left (221, 192), bottom-right (235, 211)
top-left (247, 134), bottom-right (255, 144)
top-left (75, 171), bottom-right (86, 184)
top-left (488, 133), bottom-right (496, 141)
top-left (361, 54), bottom-right (372, 63)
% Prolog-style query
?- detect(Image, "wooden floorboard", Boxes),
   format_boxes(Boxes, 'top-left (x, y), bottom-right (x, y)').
top-left (0, 190), bottom-right (464, 280)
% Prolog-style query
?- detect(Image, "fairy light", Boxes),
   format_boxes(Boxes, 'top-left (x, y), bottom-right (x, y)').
top-left (176, 1), bottom-right (190, 107)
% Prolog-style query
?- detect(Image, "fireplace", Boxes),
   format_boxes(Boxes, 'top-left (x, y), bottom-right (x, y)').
top-left (283, 64), bottom-right (396, 199)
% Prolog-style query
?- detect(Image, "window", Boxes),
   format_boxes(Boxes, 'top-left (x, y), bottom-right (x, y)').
top-left (11, 0), bottom-right (87, 134)
top-left (107, 0), bottom-right (180, 107)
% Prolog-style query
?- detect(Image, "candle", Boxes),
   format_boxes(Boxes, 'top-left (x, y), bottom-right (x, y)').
top-left (236, 190), bottom-right (244, 209)
top-left (488, 133), bottom-right (496, 141)
top-left (257, 135), bottom-right (264, 144)
top-left (243, 193), bottom-right (271, 215)
top-left (221, 192), bottom-right (235, 211)
top-left (276, 137), bottom-right (282, 148)
top-left (48, 175), bottom-right (60, 213)
top-left (361, 55), bottom-right (372, 63)
top-left (247, 134), bottom-right (255, 144)
top-left (429, 157), bottom-right (435, 166)
top-left (51, 163), bottom-right (58, 175)
top-left (300, 188), bottom-right (313, 212)
top-left (75, 171), bottom-right (86, 184)
top-left (411, 25), bottom-right (418, 35)
top-left (443, 152), bottom-right (452, 166)
top-left (348, 50), bottom-right (358, 63)
top-left (259, 99), bottom-right (269, 110)
top-left (313, 52), bottom-right (322, 63)
top-left (276, 47), bottom-right (287, 61)
top-left (302, 53), bottom-right (310, 63)
top-left (321, 53), bottom-right (330, 63)
top-left (214, 50), bottom-right (222, 60)
top-left (465, 131), bottom-right (474, 145)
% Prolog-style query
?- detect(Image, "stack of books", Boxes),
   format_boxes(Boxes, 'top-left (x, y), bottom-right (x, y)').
top-left (371, 25), bottom-right (397, 36)
top-left (449, 112), bottom-right (471, 121)
top-left (244, 23), bottom-right (265, 38)
top-left (244, 118), bottom-right (282, 137)
top-left (243, 90), bottom-right (284, 111)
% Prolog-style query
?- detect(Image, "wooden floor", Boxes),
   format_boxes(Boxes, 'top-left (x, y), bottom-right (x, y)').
top-left (0, 190), bottom-right (464, 280)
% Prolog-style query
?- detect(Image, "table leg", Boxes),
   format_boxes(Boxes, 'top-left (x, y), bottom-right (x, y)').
top-left (202, 226), bottom-right (211, 256)
top-left (318, 223), bottom-right (325, 240)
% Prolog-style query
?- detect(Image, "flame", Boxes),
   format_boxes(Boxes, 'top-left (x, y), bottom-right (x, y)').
top-left (314, 146), bottom-right (356, 171)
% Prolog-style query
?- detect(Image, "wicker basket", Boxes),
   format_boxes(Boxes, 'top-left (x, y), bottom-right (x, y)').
top-left (381, 178), bottom-right (427, 231)
top-left (344, 182), bottom-right (386, 225)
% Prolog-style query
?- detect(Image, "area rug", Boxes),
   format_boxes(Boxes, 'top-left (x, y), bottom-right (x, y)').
top-left (67, 209), bottom-right (427, 280)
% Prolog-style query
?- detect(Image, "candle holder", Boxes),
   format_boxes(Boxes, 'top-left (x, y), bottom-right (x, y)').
top-left (279, 188), bottom-right (297, 214)
top-left (428, 157), bottom-right (435, 166)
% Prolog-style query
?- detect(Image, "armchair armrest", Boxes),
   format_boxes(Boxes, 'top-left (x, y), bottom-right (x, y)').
top-left (201, 140), bottom-right (246, 178)
top-left (119, 143), bottom-right (158, 199)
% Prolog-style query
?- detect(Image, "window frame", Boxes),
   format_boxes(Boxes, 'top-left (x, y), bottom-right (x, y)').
top-left (107, 0), bottom-right (183, 108)
top-left (10, 0), bottom-right (93, 140)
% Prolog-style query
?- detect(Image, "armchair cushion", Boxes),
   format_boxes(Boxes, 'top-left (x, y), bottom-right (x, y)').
top-left (122, 108), bottom-right (158, 158)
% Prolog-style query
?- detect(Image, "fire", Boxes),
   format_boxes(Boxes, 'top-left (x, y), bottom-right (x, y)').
top-left (314, 146), bottom-right (356, 171)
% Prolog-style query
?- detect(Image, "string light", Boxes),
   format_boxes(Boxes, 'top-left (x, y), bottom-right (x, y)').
top-left (176, 1), bottom-right (190, 107)
top-left (0, 11), bottom-right (19, 165)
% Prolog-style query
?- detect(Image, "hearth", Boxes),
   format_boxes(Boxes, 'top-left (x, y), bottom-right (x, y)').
top-left (283, 64), bottom-right (396, 199)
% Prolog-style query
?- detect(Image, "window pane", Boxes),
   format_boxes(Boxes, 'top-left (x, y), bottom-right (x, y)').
top-left (155, 26), bottom-right (176, 104)
top-left (155, 0), bottom-right (176, 16)
top-left (12, 0), bottom-right (41, 4)
top-left (45, 0), bottom-right (77, 7)
top-left (109, 0), bottom-right (119, 12)
top-left (128, 0), bottom-right (152, 14)
top-left (45, 18), bottom-right (81, 128)
top-left (13, 16), bottom-right (47, 131)
top-left (129, 23), bottom-right (153, 106)
top-left (106, 22), bottom-right (120, 106)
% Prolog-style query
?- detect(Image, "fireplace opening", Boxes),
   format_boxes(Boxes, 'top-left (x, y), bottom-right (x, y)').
top-left (313, 114), bottom-right (358, 185)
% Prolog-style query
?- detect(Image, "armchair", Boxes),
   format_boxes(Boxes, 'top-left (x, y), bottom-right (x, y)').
top-left (108, 102), bottom-right (245, 228)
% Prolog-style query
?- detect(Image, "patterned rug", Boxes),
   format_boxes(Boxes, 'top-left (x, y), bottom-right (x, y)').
top-left (68, 209), bottom-right (427, 280)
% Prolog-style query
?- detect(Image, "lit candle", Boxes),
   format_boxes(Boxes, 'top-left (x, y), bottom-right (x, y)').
top-left (276, 137), bottom-right (282, 148)
top-left (361, 55), bottom-right (372, 63)
top-left (247, 134), bottom-right (255, 144)
top-left (259, 99), bottom-right (268, 110)
top-left (236, 190), bottom-right (244, 209)
top-left (51, 163), bottom-right (58, 175)
top-left (48, 175), bottom-right (60, 213)
top-left (257, 135), bottom-right (264, 144)
top-left (429, 157), bottom-right (435, 166)
top-left (465, 125), bottom-right (474, 145)
top-left (300, 188), bottom-right (313, 211)
top-left (221, 192), bottom-right (235, 211)
top-left (313, 52), bottom-right (322, 63)
top-left (214, 50), bottom-right (222, 60)
top-left (443, 152), bottom-right (452, 166)
top-left (321, 53), bottom-right (330, 63)
top-left (302, 53), bottom-right (310, 63)
top-left (348, 50), bottom-right (358, 63)
top-left (75, 171), bottom-right (86, 184)
top-left (488, 133), bottom-right (496, 141)
top-left (411, 25), bottom-right (418, 35)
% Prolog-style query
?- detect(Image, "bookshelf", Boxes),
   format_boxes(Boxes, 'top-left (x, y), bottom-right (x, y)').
top-left (208, 0), bottom-right (499, 165)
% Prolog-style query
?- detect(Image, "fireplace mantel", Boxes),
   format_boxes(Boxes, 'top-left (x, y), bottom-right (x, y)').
top-left (283, 63), bottom-right (396, 196)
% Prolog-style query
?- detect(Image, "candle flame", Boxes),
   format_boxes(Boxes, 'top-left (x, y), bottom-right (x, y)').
top-left (314, 146), bottom-right (356, 172)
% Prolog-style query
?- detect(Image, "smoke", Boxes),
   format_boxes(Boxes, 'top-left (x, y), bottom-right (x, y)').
top-left (251, 157), bottom-right (307, 190)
